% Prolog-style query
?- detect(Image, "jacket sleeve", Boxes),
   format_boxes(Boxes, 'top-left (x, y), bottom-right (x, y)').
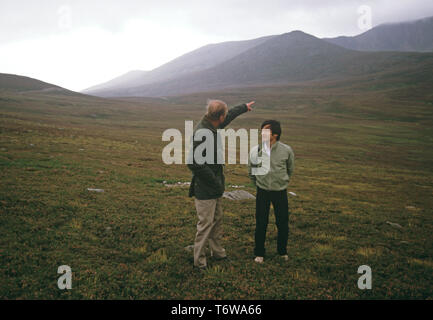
top-left (248, 149), bottom-right (257, 185)
top-left (248, 148), bottom-right (257, 185)
top-left (219, 104), bottom-right (248, 129)
top-left (286, 148), bottom-right (295, 178)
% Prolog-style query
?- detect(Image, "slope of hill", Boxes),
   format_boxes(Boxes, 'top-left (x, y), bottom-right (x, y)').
top-left (82, 70), bottom-right (149, 93)
top-left (86, 31), bottom-right (433, 97)
top-left (0, 73), bottom-right (84, 97)
top-left (0, 73), bottom-right (65, 92)
top-left (82, 35), bottom-right (275, 96)
top-left (324, 16), bottom-right (433, 52)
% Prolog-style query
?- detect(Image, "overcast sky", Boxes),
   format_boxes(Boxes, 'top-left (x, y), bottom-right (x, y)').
top-left (1, 0), bottom-right (432, 91)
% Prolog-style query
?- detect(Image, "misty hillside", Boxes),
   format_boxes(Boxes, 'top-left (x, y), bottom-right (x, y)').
top-left (324, 16), bottom-right (433, 52)
top-left (82, 31), bottom-right (433, 97)
top-left (82, 35), bottom-right (275, 96)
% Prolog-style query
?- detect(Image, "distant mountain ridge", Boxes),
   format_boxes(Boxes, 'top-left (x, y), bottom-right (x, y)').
top-left (3, 16), bottom-right (432, 98)
top-left (81, 35), bottom-right (275, 96)
top-left (82, 24), bottom-right (433, 98)
top-left (324, 16), bottom-right (433, 52)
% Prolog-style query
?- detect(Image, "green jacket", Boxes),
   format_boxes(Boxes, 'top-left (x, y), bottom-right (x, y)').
top-left (188, 104), bottom-right (248, 200)
top-left (248, 141), bottom-right (295, 191)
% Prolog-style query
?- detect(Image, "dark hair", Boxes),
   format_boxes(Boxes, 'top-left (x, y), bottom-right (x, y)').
top-left (261, 120), bottom-right (281, 141)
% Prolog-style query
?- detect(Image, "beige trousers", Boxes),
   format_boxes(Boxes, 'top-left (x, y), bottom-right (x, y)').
top-left (193, 197), bottom-right (227, 267)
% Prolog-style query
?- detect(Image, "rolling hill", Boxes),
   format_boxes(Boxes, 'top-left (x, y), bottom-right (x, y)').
top-left (0, 73), bottom-right (63, 92)
top-left (0, 73), bottom-right (79, 96)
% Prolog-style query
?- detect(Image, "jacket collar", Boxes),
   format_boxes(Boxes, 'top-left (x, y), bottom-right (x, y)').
top-left (201, 115), bottom-right (217, 133)
top-left (261, 140), bottom-right (279, 150)
top-left (271, 141), bottom-right (279, 150)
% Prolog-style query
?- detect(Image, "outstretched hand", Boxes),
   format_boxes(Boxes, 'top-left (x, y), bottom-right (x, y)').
top-left (246, 101), bottom-right (255, 111)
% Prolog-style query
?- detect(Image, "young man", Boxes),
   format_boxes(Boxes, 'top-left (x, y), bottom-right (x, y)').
top-left (248, 120), bottom-right (294, 263)
top-left (188, 99), bottom-right (254, 270)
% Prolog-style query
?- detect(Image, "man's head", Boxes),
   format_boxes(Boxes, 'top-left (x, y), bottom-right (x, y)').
top-left (261, 120), bottom-right (281, 143)
top-left (205, 99), bottom-right (228, 127)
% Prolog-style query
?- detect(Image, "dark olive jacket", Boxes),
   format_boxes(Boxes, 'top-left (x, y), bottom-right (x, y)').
top-left (188, 104), bottom-right (248, 199)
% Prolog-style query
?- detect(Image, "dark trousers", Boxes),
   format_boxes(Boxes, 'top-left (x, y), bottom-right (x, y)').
top-left (254, 186), bottom-right (289, 257)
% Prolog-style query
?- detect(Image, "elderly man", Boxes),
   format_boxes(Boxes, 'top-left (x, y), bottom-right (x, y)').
top-left (187, 99), bottom-right (254, 270)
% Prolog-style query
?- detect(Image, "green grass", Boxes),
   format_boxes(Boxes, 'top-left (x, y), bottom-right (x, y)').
top-left (1, 82), bottom-right (432, 299)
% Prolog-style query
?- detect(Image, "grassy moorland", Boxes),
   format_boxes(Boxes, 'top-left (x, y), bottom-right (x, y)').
top-left (1, 81), bottom-right (432, 299)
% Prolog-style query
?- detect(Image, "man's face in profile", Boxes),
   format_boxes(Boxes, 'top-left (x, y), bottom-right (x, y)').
top-left (219, 112), bottom-right (227, 125)
top-left (261, 124), bottom-right (272, 142)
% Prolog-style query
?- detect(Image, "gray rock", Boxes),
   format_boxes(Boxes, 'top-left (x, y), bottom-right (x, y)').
top-left (223, 190), bottom-right (256, 200)
top-left (87, 188), bottom-right (104, 193)
top-left (386, 221), bottom-right (403, 229)
top-left (164, 181), bottom-right (190, 187)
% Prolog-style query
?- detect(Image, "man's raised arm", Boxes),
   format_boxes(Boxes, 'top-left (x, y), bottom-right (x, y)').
top-left (219, 101), bottom-right (255, 129)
